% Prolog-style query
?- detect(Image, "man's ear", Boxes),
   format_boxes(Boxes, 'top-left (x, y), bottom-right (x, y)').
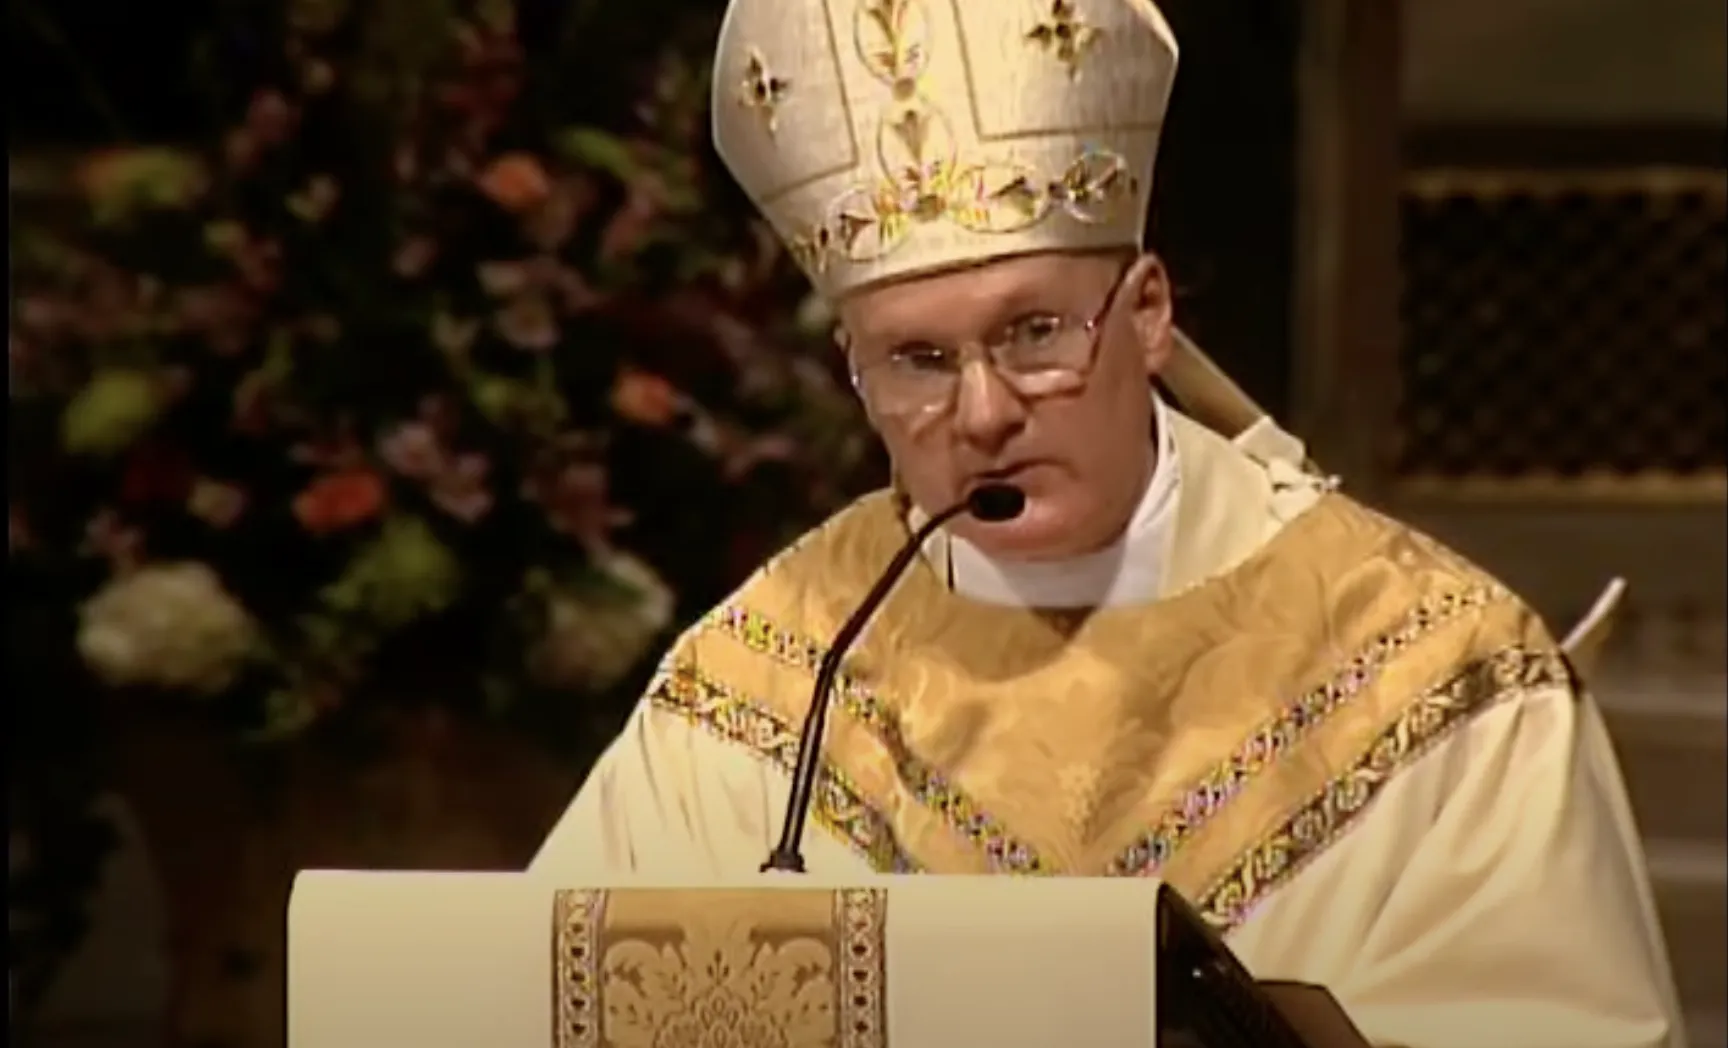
top-left (1124, 252), bottom-right (1175, 375)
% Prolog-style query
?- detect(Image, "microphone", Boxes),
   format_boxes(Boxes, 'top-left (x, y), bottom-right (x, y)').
top-left (760, 483), bottom-right (1026, 872)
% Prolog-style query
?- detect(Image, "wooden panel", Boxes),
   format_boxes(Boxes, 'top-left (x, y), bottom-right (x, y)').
top-left (1146, 0), bottom-right (1302, 421)
top-left (1290, 0), bottom-right (1404, 497)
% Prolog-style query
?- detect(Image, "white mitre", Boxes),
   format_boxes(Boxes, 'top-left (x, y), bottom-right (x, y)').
top-left (711, 0), bottom-right (1180, 297)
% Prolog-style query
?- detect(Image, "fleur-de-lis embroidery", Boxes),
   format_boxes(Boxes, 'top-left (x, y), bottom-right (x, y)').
top-left (863, 0), bottom-right (924, 85)
top-left (1026, 0), bottom-right (1103, 79)
top-left (788, 224), bottom-right (835, 273)
top-left (737, 49), bottom-right (791, 134)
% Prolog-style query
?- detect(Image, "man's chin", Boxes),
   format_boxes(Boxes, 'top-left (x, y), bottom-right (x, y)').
top-left (951, 504), bottom-right (1090, 563)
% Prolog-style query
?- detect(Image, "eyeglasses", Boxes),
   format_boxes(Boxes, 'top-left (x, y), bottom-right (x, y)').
top-left (845, 265), bottom-right (1131, 426)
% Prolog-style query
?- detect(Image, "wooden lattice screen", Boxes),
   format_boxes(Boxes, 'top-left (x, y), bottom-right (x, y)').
top-left (1396, 168), bottom-right (1726, 501)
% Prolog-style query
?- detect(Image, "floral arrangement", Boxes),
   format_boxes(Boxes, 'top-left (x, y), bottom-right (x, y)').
top-left (7, 0), bottom-right (872, 746)
top-left (7, 1), bottom-right (882, 1035)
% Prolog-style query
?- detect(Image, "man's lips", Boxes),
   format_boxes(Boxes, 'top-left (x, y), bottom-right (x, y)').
top-left (966, 461), bottom-right (1045, 493)
top-left (974, 461), bottom-right (1041, 480)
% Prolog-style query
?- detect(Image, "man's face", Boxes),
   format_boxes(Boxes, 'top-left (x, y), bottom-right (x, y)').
top-left (838, 250), bottom-right (1175, 561)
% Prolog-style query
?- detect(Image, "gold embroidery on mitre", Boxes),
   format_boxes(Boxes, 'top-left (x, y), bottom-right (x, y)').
top-left (1194, 647), bottom-right (1570, 930)
top-left (791, 0), bottom-right (1139, 271)
top-left (787, 223), bottom-right (836, 275)
top-left (738, 48), bottom-right (793, 134)
top-left (1026, 0), bottom-right (1104, 80)
top-left (553, 889), bottom-right (889, 1048)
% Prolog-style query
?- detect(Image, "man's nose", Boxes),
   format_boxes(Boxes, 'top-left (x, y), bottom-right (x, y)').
top-left (950, 358), bottom-right (1028, 452)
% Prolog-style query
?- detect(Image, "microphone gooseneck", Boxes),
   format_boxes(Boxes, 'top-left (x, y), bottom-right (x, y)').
top-left (760, 483), bottom-right (1026, 872)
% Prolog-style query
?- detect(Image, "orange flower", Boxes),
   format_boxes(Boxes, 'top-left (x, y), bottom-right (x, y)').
top-left (610, 369), bottom-right (680, 427)
top-left (475, 153), bottom-right (551, 213)
top-left (293, 469), bottom-right (386, 534)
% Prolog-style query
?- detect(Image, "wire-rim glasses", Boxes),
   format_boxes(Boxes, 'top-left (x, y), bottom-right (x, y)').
top-left (844, 264), bottom-right (1133, 426)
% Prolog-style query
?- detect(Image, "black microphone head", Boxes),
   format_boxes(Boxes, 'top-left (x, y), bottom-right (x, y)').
top-left (966, 484), bottom-right (1025, 523)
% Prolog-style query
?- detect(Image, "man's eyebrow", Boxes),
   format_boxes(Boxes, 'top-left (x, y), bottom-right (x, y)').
top-left (977, 281), bottom-right (1074, 331)
top-left (849, 280), bottom-right (1073, 351)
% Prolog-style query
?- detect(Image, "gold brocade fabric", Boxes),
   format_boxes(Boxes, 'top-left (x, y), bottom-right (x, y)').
top-left (553, 888), bottom-right (888, 1048)
top-left (649, 491), bottom-right (1570, 926)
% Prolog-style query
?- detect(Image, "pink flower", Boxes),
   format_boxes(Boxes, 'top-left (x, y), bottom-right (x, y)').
top-left (524, 176), bottom-right (599, 250)
top-left (376, 415), bottom-right (493, 524)
top-left (15, 295), bottom-right (78, 338)
top-left (429, 454), bottom-right (493, 524)
top-left (378, 422), bottom-right (444, 480)
top-left (85, 510), bottom-right (144, 571)
top-left (494, 294), bottom-right (558, 351)
top-left (246, 90), bottom-right (299, 147)
top-left (522, 460), bottom-right (629, 547)
top-left (598, 185), bottom-right (662, 262)
top-left (393, 146), bottom-right (419, 183)
top-left (393, 237), bottom-right (439, 278)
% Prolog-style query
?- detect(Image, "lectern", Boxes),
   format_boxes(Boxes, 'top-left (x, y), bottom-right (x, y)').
top-left (287, 870), bottom-right (1370, 1047)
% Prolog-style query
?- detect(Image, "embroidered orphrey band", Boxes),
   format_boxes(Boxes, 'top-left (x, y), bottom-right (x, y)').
top-left (649, 598), bottom-right (1569, 926)
top-left (553, 889), bottom-right (603, 1048)
top-left (1195, 646), bottom-right (1569, 926)
top-left (685, 586), bottom-right (1498, 878)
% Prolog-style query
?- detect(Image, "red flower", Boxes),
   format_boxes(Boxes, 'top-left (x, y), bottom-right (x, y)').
top-left (610, 369), bottom-right (681, 427)
top-left (293, 469), bottom-right (387, 535)
top-left (476, 153), bottom-right (551, 214)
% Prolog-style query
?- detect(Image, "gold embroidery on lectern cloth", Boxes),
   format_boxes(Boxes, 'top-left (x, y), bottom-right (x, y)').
top-left (553, 888), bottom-right (889, 1048)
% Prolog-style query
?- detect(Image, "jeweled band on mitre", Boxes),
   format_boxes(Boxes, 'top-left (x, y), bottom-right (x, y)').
top-left (712, 0), bottom-right (1180, 298)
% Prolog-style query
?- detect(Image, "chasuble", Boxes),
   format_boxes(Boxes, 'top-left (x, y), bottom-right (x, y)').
top-left (531, 407), bottom-right (1683, 1048)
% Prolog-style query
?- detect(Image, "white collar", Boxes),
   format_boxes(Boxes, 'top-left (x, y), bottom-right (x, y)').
top-left (914, 391), bottom-right (1182, 609)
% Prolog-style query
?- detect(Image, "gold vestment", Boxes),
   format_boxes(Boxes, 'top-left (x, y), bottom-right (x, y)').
top-left (532, 409), bottom-right (1685, 1048)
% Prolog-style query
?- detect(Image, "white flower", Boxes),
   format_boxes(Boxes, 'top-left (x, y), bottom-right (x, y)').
top-left (77, 561), bottom-right (256, 695)
top-left (529, 552), bottom-right (675, 692)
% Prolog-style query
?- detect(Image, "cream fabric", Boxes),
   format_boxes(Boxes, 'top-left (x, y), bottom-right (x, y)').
top-left (711, 0), bottom-right (1178, 296)
top-left (287, 872), bottom-right (1167, 1048)
top-left (917, 389), bottom-right (1181, 607)
top-left (530, 414), bottom-right (1684, 1048)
